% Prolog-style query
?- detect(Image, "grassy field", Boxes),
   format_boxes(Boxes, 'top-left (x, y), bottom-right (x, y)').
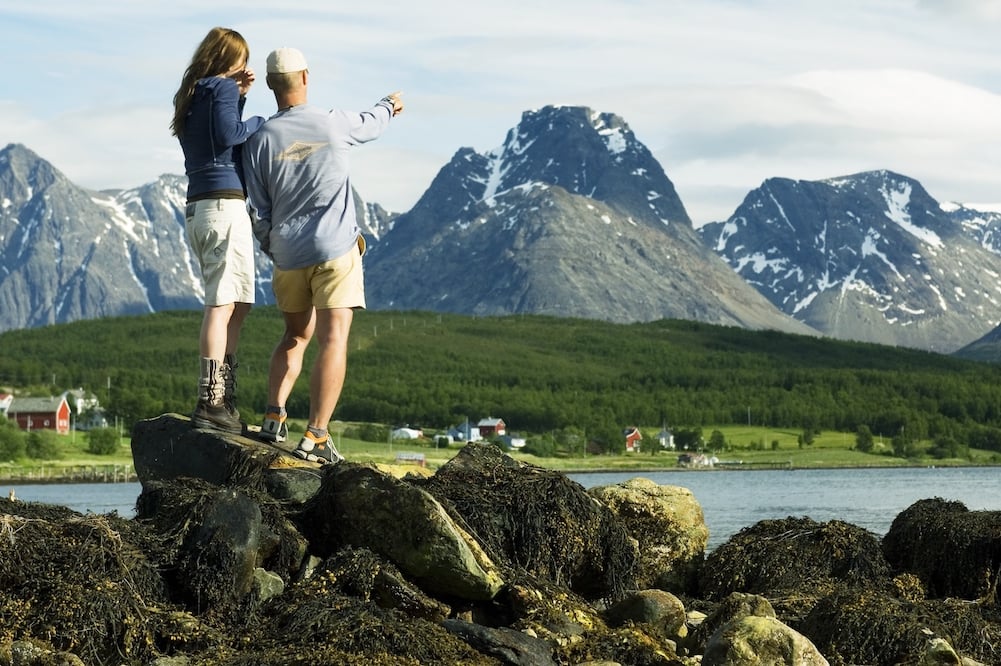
top-left (5, 420), bottom-right (997, 483)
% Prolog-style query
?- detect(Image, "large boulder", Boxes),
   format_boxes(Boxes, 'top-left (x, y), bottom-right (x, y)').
top-left (698, 516), bottom-right (891, 619)
top-left (296, 462), bottom-right (505, 601)
top-left (131, 413), bottom-right (323, 503)
top-left (588, 477), bottom-right (707, 593)
top-left (416, 442), bottom-right (638, 601)
top-left (882, 498), bottom-right (1001, 601)
top-left (703, 615), bottom-right (829, 666)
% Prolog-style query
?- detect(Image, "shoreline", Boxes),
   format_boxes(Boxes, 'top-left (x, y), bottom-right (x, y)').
top-left (1, 453), bottom-right (998, 486)
top-left (0, 463), bottom-right (138, 485)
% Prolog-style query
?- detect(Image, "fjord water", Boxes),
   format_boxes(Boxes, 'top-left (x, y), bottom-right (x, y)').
top-left (570, 466), bottom-right (1001, 550)
top-left (7, 467), bottom-right (1000, 551)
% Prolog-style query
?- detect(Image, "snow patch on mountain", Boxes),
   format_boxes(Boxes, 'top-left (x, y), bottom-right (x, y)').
top-left (862, 228), bottom-right (904, 280)
top-left (93, 194), bottom-right (144, 243)
top-left (945, 202), bottom-right (1001, 214)
top-left (880, 181), bottom-right (942, 248)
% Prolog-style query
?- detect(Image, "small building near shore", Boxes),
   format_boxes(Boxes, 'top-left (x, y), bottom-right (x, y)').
top-left (8, 395), bottom-right (71, 435)
top-left (477, 417), bottom-right (506, 438)
top-left (624, 426), bottom-right (642, 453)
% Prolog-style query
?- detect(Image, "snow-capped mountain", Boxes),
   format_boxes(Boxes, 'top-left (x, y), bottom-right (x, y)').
top-left (0, 143), bottom-right (393, 333)
top-left (363, 105), bottom-right (814, 334)
top-left (6, 128), bottom-right (998, 353)
top-left (0, 145), bottom-right (203, 330)
top-left (698, 171), bottom-right (1001, 352)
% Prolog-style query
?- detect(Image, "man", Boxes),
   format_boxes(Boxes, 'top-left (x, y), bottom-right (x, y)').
top-left (243, 47), bottom-right (403, 464)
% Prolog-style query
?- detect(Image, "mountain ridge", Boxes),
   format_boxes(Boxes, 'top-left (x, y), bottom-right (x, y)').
top-left (4, 105), bottom-right (1001, 354)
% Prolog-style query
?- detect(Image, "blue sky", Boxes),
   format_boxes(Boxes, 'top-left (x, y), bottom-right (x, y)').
top-left (1, 0), bottom-right (1000, 226)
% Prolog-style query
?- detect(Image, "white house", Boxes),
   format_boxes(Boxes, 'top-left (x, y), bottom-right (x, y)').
top-left (64, 388), bottom-right (108, 431)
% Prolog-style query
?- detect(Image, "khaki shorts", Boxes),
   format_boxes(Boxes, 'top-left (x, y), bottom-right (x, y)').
top-left (184, 199), bottom-right (255, 306)
top-left (272, 236), bottom-right (367, 312)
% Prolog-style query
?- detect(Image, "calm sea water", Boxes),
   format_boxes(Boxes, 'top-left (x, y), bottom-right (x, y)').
top-left (570, 467), bottom-right (1001, 550)
top-left (5, 467), bottom-right (1000, 551)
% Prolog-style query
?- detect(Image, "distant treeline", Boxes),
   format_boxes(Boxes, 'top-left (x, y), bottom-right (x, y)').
top-left (3, 309), bottom-right (1001, 451)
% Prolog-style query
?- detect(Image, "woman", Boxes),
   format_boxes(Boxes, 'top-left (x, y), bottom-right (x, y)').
top-left (171, 27), bottom-right (265, 434)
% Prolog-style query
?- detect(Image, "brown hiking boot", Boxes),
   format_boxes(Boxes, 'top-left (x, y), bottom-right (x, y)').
top-left (192, 401), bottom-right (243, 434)
top-left (222, 353), bottom-right (240, 420)
top-left (191, 357), bottom-right (243, 434)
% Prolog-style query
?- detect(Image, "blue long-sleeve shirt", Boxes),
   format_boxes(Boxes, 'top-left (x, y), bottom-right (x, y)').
top-left (243, 100), bottom-right (393, 270)
top-left (179, 76), bottom-right (265, 200)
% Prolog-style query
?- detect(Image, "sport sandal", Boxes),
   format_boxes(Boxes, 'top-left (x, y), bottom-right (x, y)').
top-left (294, 432), bottom-right (345, 465)
top-left (260, 412), bottom-right (288, 443)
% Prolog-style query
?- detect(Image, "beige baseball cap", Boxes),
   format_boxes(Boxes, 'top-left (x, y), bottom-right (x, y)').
top-left (266, 47), bottom-right (308, 74)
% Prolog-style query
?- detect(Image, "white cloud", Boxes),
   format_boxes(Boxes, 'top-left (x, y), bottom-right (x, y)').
top-left (0, 1), bottom-right (999, 227)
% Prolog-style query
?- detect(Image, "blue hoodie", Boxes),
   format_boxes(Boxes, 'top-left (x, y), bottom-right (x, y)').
top-left (179, 76), bottom-right (265, 199)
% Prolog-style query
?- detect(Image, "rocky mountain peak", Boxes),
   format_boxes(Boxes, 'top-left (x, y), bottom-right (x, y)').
top-left (363, 106), bottom-right (812, 334)
top-left (403, 105), bottom-right (690, 237)
top-left (699, 169), bottom-right (1001, 351)
top-left (0, 143), bottom-right (60, 195)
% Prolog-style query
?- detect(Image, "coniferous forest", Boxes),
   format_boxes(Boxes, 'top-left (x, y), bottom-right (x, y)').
top-left (3, 308), bottom-right (1001, 452)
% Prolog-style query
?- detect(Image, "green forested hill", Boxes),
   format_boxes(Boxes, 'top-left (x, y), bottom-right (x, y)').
top-left (3, 309), bottom-right (1001, 451)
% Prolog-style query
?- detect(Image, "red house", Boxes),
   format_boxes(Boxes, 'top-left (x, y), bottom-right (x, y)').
top-left (477, 417), bottom-right (506, 437)
top-left (624, 426), bottom-right (643, 453)
top-left (8, 396), bottom-right (71, 435)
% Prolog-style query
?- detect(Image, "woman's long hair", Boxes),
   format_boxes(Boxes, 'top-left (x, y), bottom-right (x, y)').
top-left (170, 27), bottom-right (250, 138)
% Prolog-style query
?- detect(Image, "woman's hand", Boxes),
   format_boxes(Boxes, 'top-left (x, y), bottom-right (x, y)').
top-left (230, 67), bottom-right (256, 96)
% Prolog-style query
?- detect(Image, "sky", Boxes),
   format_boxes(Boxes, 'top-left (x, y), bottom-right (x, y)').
top-left (1, 0), bottom-right (1000, 227)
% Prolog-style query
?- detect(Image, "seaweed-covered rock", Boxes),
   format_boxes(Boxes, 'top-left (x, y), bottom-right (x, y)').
top-left (799, 586), bottom-right (1001, 666)
top-left (225, 568), bottom-right (500, 666)
top-left (686, 592), bottom-right (776, 656)
top-left (588, 477), bottom-right (707, 593)
top-left (698, 517), bottom-right (891, 618)
top-left (12, 418), bottom-right (1001, 666)
top-left (296, 462), bottom-right (504, 601)
top-left (560, 625), bottom-right (685, 666)
top-left (316, 547), bottom-right (452, 622)
top-left (499, 577), bottom-right (606, 645)
top-left (418, 442), bottom-right (638, 601)
top-left (0, 499), bottom-right (168, 664)
top-left (135, 477), bottom-right (307, 616)
top-left (882, 498), bottom-right (1001, 601)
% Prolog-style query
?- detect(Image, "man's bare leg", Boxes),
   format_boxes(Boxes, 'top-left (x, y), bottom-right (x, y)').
top-left (269, 308), bottom-right (316, 408)
top-left (308, 307), bottom-right (354, 429)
